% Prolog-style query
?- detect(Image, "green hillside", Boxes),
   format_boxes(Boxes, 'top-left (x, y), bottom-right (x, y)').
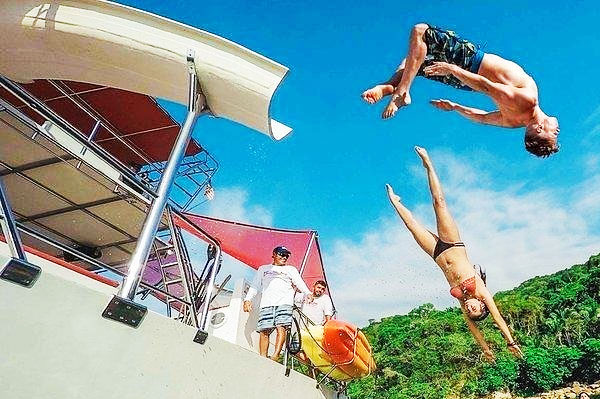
top-left (348, 253), bottom-right (600, 399)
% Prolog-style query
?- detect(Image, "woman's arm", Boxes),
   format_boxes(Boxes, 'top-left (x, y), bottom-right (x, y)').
top-left (480, 289), bottom-right (524, 359)
top-left (461, 304), bottom-right (495, 362)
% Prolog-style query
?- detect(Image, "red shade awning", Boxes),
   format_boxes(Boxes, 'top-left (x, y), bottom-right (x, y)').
top-left (0, 79), bottom-right (202, 166)
top-left (174, 213), bottom-right (334, 307)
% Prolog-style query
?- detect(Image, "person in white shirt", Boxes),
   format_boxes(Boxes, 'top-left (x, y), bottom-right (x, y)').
top-left (243, 246), bottom-right (313, 361)
top-left (296, 280), bottom-right (333, 326)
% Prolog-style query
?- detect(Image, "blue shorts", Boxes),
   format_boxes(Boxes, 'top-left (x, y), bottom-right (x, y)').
top-left (256, 305), bottom-right (293, 332)
top-left (417, 25), bottom-right (485, 91)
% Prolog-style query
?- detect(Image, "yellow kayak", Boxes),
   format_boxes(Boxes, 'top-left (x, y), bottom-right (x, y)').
top-left (300, 320), bottom-right (376, 381)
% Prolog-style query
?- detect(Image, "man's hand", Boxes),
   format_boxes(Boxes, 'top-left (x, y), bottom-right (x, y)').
top-left (243, 300), bottom-right (253, 313)
top-left (422, 61), bottom-right (456, 77)
top-left (508, 343), bottom-right (524, 359)
top-left (305, 294), bottom-right (314, 303)
top-left (430, 99), bottom-right (457, 111)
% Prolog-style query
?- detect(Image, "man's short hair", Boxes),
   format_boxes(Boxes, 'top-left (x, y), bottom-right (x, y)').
top-left (524, 128), bottom-right (560, 158)
top-left (314, 280), bottom-right (327, 288)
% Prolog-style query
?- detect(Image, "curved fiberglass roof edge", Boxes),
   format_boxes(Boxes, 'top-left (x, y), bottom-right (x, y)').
top-left (0, 0), bottom-right (292, 139)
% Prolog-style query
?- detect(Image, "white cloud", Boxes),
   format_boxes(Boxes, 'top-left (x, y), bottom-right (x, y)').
top-left (583, 104), bottom-right (600, 126)
top-left (326, 152), bottom-right (600, 326)
top-left (582, 104), bottom-right (600, 141)
top-left (572, 174), bottom-right (600, 226)
top-left (203, 186), bottom-right (273, 226)
top-left (584, 154), bottom-right (600, 173)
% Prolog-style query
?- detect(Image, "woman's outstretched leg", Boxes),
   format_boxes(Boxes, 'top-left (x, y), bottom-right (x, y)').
top-left (386, 184), bottom-right (437, 256)
top-left (414, 147), bottom-right (461, 242)
top-left (382, 24), bottom-right (429, 119)
top-left (361, 59), bottom-right (406, 104)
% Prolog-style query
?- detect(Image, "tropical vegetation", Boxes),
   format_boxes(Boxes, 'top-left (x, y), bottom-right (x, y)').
top-left (347, 253), bottom-right (600, 399)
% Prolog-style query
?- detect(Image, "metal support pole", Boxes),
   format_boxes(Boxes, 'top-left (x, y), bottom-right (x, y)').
top-left (0, 177), bottom-right (41, 287)
top-left (103, 51), bottom-right (205, 327)
top-left (117, 113), bottom-right (200, 299)
top-left (298, 232), bottom-right (316, 275)
top-left (118, 52), bottom-right (204, 301)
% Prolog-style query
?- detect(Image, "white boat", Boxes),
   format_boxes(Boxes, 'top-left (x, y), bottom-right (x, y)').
top-left (0, 1), bottom-right (343, 398)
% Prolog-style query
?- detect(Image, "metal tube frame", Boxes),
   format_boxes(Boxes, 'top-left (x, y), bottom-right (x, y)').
top-left (6, 218), bottom-right (194, 307)
top-left (198, 245), bottom-right (221, 330)
top-left (298, 232), bottom-right (316, 276)
top-left (117, 50), bottom-right (206, 300)
top-left (0, 178), bottom-right (41, 287)
top-left (0, 76), bottom-right (157, 199)
top-left (0, 178), bottom-right (27, 261)
top-left (1, 85), bottom-right (217, 214)
top-left (170, 210), bottom-right (223, 331)
top-left (6, 77), bottom-right (216, 210)
top-left (48, 79), bottom-right (164, 171)
top-left (169, 210), bottom-right (223, 332)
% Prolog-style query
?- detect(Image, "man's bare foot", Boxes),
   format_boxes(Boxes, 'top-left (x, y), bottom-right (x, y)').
top-left (414, 146), bottom-right (431, 167)
top-left (382, 92), bottom-right (411, 119)
top-left (361, 85), bottom-right (394, 104)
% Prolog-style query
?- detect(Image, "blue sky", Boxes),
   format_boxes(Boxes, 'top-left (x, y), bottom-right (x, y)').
top-left (116, 1), bottom-right (600, 324)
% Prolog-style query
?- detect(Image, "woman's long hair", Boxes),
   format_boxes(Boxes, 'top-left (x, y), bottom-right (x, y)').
top-left (468, 264), bottom-right (490, 321)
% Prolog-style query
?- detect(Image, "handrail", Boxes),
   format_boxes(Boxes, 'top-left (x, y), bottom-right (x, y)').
top-left (48, 79), bottom-right (165, 172)
top-left (0, 232), bottom-right (118, 288)
top-left (0, 75), bottom-right (157, 199)
top-left (3, 216), bottom-right (195, 307)
top-left (169, 208), bottom-right (223, 330)
top-left (0, 71), bottom-right (221, 329)
top-left (166, 205), bottom-right (199, 328)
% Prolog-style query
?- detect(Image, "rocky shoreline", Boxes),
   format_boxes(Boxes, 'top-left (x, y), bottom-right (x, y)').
top-left (487, 382), bottom-right (600, 399)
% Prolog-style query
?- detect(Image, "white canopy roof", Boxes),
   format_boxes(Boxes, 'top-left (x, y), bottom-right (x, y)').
top-left (0, 0), bottom-right (292, 139)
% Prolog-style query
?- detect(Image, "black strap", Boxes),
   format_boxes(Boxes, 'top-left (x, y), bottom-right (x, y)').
top-left (433, 239), bottom-right (465, 260)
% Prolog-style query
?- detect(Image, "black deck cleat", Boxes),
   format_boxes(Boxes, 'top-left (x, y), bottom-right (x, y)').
top-left (102, 295), bottom-right (147, 328)
top-left (0, 257), bottom-right (41, 288)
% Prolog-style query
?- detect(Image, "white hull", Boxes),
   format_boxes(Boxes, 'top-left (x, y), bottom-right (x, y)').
top-left (0, 242), bottom-right (335, 399)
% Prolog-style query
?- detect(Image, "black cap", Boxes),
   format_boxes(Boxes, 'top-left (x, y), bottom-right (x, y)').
top-left (273, 246), bottom-right (291, 256)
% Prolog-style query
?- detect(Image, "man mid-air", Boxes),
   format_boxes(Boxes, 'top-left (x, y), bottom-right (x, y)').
top-left (362, 23), bottom-right (560, 157)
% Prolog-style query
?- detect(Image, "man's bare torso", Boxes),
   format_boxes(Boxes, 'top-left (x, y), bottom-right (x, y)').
top-left (478, 54), bottom-right (538, 127)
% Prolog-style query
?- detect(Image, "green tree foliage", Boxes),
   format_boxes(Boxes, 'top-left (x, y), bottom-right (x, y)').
top-left (518, 346), bottom-right (582, 394)
top-left (347, 254), bottom-right (600, 398)
top-left (577, 338), bottom-right (600, 381)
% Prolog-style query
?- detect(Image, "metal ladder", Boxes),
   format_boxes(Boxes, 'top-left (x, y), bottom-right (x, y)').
top-left (170, 228), bottom-right (198, 326)
top-left (149, 241), bottom-right (183, 319)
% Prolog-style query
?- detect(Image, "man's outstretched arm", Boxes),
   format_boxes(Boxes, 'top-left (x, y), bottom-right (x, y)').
top-left (430, 99), bottom-right (508, 126)
top-left (423, 62), bottom-right (536, 108)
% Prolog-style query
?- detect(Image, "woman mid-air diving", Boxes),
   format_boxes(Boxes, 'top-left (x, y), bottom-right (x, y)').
top-left (386, 146), bottom-right (523, 361)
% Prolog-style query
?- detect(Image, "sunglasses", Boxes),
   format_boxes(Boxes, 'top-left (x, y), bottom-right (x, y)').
top-left (275, 252), bottom-right (290, 258)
